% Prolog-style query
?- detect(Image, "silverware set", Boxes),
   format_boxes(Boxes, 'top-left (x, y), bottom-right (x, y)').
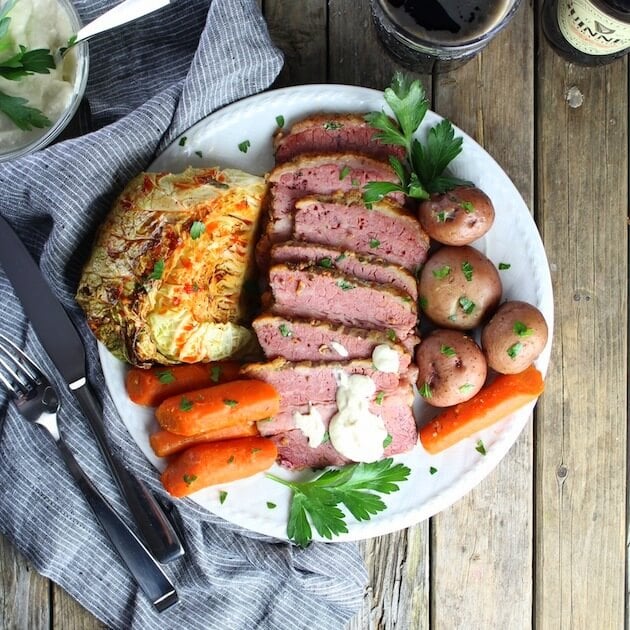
top-left (0, 215), bottom-right (184, 612)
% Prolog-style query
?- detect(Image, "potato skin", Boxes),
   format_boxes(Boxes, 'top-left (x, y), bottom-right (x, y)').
top-left (415, 329), bottom-right (487, 407)
top-left (481, 301), bottom-right (548, 374)
top-left (419, 245), bottom-right (502, 330)
top-left (417, 186), bottom-right (495, 246)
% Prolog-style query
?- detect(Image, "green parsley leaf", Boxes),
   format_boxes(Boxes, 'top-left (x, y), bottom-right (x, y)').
top-left (339, 165), bottom-right (351, 180)
top-left (219, 490), bottom-right (228, 504)
top-left (369, 238), bottom-right (380, 249)
top-left (210, 365), bottom-right (222, 383)
top-left (267, 501), bottom-right (277, 509)
top-left (436, 210), bottom-right (448, 223)
top-left (195, 150), bottom-right (203, 158)
top-left (179, 136), bottom-right (187, 147)
top-left (279, 323), bottom-right (292, 337)
top-left (227, 455), bottom-right (235, 464)
top-left (317, 256), bottom-right (334, 269)
top-left (498, 262), bottom-right (511, 270)
top-left (267, 458), bottom-right (410, 547)
top-left (507, 342), bottom-right (523, 359)
top-left (223, 399), bottom-right (238, 407)
top-left (419, 382), bottom-right (432, 398)
top-left (251, 447), bottom-right (262, 454)
top-left (432, 265), bottom-right (451, 279)
top-left (183, 473), bottom-right (197, 485)
top-left (362, 181), bottom-right (406, 204)
top-left (0, 45), bottom-right (54, 81)
top-left (440, 345), bottom-right (456, 357)
top-left (157, 370), bottom-right (175, 384)
top-left (149, 259), bottom-right (164, 280)
top-left (386, 328), bottom-right (397, 343)
top-left (321, 431), bottom-right (330, 444)
top-left (461, 261), bottom-right (473, 281)
top-left (475, 440), bottom-right (487, 455)
top-left (179, 397), bottom-right (193, 411)
top-left (275, 115), bottom-right (285, 127)
top-left (375, 391), bottom-right (385, 405)
top-left (238, 140), bottom-right (251, 153)
top-left (323, 120), bottom-right (343, 130)
top-left (419, 296), bottom-right (428, 310)
top-left (459, 383), bottom-right (475, 394)
top-left (336, 279), bottom-right (354, 291)
top-left (430, 466), bottom-right (438, 475)
top-left (383, 434), bottom-right (393, 448)
top-left (335, 253), bottom-right (347, 262)
top-left (0, 90), bottom-right (51, 131)
top-left (513, 321), bottom-right (533, 337)
top-left (458, 296), bottom-right (475, 315)
top-left (190, 220), bottom-right (206, 239)
top-left (461, 200), bottom-right (475, 213)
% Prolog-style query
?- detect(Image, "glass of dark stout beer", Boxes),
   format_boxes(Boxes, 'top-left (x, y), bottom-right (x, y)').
top-left (371, 0), bottom-right (523, 72)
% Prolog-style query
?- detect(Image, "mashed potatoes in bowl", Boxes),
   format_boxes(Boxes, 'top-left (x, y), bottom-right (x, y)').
top-left (0, 0), bottom-right (89, 160)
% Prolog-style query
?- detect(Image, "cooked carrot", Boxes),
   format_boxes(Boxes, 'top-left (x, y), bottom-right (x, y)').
top-left (125, 361), bottom-right (241, 407)
top-left (419, 365), bottom-right (544, 454)
top-left (161, 437), bottom-right (278, 498)
top-left (155, 379), bottom-right (280, 436)
top-left (150, 422), bottom-right (260, 457)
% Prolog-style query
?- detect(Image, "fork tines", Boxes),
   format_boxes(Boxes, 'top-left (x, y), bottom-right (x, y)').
top-left (0, 333), bottom-right (45, 399)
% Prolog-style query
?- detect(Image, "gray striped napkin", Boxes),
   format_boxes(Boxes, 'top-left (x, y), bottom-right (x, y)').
top-left (0, 1), bottom-right (367, 628)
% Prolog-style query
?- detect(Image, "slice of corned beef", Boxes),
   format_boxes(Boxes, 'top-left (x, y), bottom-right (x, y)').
top-left (256, 153), bottom-right (404, 266)
top-left (240, 357), bottom-right (403, 409)
top-left (269, 391), bottom-right (418, 470)
top-left (273, 113), bottom-right (406, 163)
top-left (268, 263), bottom-right (417, 339)
top-left (252, 313), bottom-right (417, 363)
top-left (270, 240), bottom-right (418, 300)
top-left (293, 191), bottom-right (430, 272)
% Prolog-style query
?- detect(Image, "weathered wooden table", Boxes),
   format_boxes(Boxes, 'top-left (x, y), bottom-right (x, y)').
top-left (1, 2), bottom-right (627, 628)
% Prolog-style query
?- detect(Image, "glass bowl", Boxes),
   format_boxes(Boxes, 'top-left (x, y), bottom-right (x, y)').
top-left (0, 0), bottom-right (89, 162)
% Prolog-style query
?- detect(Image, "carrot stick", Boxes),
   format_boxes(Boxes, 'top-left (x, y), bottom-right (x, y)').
top-left (161, 437), bottom-right (278, 498)
top-left (419, 365), bottom-right (544, 454)
top-left (125, 361), bottom-right (241, 407)
top-left (150, 422), bottom-right (260, 457)
top-left (155, 379), bottom-right (280, 436)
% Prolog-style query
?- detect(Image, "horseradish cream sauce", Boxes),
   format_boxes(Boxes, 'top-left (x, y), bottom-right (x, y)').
top-left (293, 404), bottom-right (326, 447)
top-left (372, 344), bottom-right (399, 373)
top-left (0, 0), bottom-right (76, 150)
top-left (329, 372), bottom-right (388, 462)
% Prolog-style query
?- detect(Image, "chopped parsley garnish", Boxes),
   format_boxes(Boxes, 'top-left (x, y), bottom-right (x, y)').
top-left (382, 434), bottom-right (393, 448)
top-left (238, 140), bottom-right (251, 153)
top-left (195, 150), bottom-right (203, 158)
top-left (351, 178), bottom-right (360, 187)
top-left (210, 365), bottom-right (222, 383)
top-left (317, 256), bottom-right (334, 269)
top-left (432, 265), bottom-right (451, 279)
top-left (223, 399), bottom-right (238, 407)
top-left (419, 382), bottom-right (432, 398)
top-left (460, 200), bottom-right (475, 213)
top-left (475, 440), bottom-right (487, 455)
top-left (459, 383), bottom-right (475, 394)
top-left (267, 458), bottom-right (410, 547)
top-left (513, 321), bottom-right (533, 337)
top-left (448, 314), bottom-right (457, 321)
top-left (458, 296), bottom-right (475, 315)
top-left (267, 501), bottom-right (277, 509)
top-left (436, 211), bottom-right (448, 223)
top-left (179, 397), bottom-right (193, 411)
top-left (440, 345), bottom-right (456, 357)
top-left (336, 279), bottom-right (354, 291)
top-left (507, 342), bottom-right (523, 359)
top-left (219, 490), bottom-right (228, 504)
top-left (339, 165), bottom-right (351, 180)
top-left (369, 238), bottom-right (380, 249)
top-left (157, 370), bottom-right (175, 384)
top-left (498, 262), bottom-right (511, 270)
top-left (275, 115), bottom-right (285, 127)
top-left (429, 466), bottom-right (438, 475)
top-left (375, 391), bottom-right (385, 405)
top-left (279, 323), bottom-right (292, 337)
top-left (461, 261), bottom-right (473, 281)
top-left (386, 329), bottom-right (397, 342)
top-left (179, 136), bottom-right (187, 146)
top-left (183, 474), bottom-right (197, 486)
top-left (227, 455), bottom-right (235, 464)
top-left (335, 253), bottom-right (347, 262)
top-left (323, 120), bottom-right (343, 130)
top-left (190, 220), bottom-right (206, 240)
top-left (419, 296), bottom-right (428, 310)
top-left (149, 259), bottom-right (165, 280)
top-left (321, 431), bottom-right (330, 444)
top-left (251, 448), bottom-right (262, 454)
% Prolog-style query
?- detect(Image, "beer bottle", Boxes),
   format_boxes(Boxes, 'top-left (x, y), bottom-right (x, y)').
top-left (542, 0), bottom-right (630, 65)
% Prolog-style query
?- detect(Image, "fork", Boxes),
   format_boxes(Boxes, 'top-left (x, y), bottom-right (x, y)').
top-left (0, 334), bottom-right (178, 612)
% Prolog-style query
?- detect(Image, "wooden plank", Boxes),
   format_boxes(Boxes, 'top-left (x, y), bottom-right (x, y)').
top-left (0, 534), bottom-right (50, 629)
top-left (535, 19), bottom-right (628, 630)
top-left (52, 583), bottom-right (105, 630)
top-left (429, 5), bottom-right (535, 629)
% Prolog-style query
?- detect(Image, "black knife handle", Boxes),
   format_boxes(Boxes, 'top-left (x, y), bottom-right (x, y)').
top-left (72, 383), bottom-right (185, 564)
top-left (55, 438), bottom-right (178, 612)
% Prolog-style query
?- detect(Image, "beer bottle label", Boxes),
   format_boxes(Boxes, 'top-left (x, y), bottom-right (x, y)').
top-left (557, 0), bottom-right (630, 54)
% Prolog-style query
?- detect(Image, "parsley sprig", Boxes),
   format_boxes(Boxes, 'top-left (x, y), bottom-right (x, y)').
top-left (267, 458), bottom-right (411, 547)
top-left (363, 72), bottom-right (471, 203)
top-left (0, 0), bottom-right (56, 131)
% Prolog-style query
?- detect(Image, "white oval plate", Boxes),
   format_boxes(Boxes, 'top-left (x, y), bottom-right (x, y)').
top-left (98, 85), bottom-right (553, 543)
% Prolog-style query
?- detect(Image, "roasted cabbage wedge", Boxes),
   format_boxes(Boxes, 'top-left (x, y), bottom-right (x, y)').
top-left (77, 167), bottom-right (266, 367)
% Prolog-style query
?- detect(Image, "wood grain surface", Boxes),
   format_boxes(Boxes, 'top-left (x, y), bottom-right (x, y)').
top-left (1, 2), bottom-right (628, 629)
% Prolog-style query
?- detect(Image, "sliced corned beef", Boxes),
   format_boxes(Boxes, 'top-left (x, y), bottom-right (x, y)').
top-left (252, 313), bottom-right (417, 363)
top-left (268, 263), bottom-right (417, 338)
top-left (270, 240), bottom-right (418, 300)
top-left (293, 191), bottom-right (430, 272)
top-left (273, 113), bottom-right (406, 163)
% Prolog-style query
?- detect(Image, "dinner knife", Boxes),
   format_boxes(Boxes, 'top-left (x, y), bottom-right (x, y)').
top-left (0, 214), bottom-right (185, 565)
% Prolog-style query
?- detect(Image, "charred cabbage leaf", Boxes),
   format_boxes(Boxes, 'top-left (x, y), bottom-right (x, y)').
top-left (77, 167), bottom-right (266, 366)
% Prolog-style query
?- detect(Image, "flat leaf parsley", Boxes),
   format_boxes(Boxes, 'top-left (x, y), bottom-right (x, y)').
top-left (267, 458), bottom-right (410, 547)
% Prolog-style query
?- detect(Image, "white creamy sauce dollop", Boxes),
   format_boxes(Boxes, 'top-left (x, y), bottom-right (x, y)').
top-left (0, 0), bottom-right (76, 149)
top-left (293, 404), bottom-right (326, 448)
top-left (372, 344), bottom-right (399, 373)
top-left (329, 341), bottom-right (349, 358)
top-left (329, 371), bottom-right (388, 463)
